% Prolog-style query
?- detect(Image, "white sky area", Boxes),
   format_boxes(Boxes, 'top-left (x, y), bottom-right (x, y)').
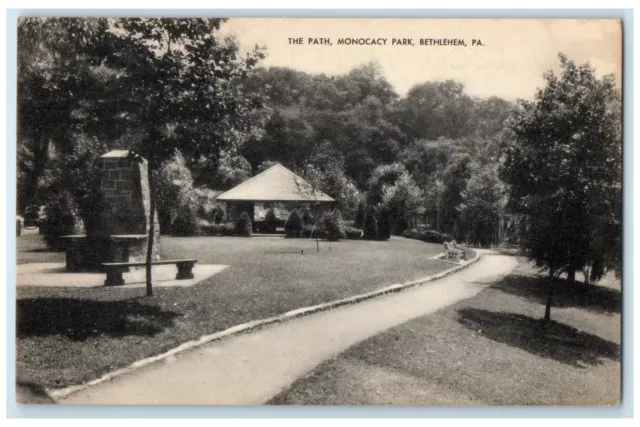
top-left (220, 18), bottom-right (622, 101)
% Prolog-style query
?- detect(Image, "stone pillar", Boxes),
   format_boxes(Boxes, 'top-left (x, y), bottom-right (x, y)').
top-left (95, 150), bottom-right (160, 262)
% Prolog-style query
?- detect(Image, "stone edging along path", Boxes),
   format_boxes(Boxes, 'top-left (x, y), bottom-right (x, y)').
top-left (49, 252), bottom-right (482, 401)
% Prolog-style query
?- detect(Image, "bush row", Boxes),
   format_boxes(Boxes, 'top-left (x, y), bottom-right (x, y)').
top-left (284, 209), bottom-right (363, 241)
top-left (402, 228), bottom-right (452, 244)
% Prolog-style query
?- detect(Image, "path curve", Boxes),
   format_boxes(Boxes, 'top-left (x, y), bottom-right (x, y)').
top-left (60, 253), bottom-right (517, 405)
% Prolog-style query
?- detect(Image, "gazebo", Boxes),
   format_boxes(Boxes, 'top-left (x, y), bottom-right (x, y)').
top-left (215, 163), bottom-right (334, 223)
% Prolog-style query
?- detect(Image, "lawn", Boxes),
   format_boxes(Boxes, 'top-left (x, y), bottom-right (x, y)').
top-left (269, 256), bottom-right (622, 405)
top-left (16, 233), bottom-right (449, 389)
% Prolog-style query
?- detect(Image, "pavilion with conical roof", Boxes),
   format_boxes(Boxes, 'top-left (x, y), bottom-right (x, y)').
top-left (215, 163), bottom-right (334, 223)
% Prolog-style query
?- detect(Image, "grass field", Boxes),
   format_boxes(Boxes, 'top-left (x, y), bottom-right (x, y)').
top-left (16, 233), bottom-right (449, 389)
top-left (269, 257), bottom-right (622, 405)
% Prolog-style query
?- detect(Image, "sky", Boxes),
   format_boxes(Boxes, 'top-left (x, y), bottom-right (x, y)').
top-left (219, 18), bottom-right (622, 101)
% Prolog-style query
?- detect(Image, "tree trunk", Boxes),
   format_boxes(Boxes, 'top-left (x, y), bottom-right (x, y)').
top-left (145, 162), bottom-right (155, 297)
top-left (544, 270), bottom-right (554, 323)
top-left (567, 269), bottom-right (576, 283)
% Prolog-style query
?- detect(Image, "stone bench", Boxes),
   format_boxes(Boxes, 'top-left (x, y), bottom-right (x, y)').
top-left (101, 259), bottom-right (198, 286)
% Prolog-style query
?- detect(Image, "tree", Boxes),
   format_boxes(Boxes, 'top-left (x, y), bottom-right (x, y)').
top-left (366, 163), bottom-right (408, 206)
top-left (500, 54), bottom-right (622, 322)
top-left (380, 172), bottom-right (425, 234)
top-left (395, 80), bottom-right (477, 142)
top-left (354, 201), bottom-right (366, 229)
top-left (108, 18), bottom-right (265, 296)
top-left (17, 18), bottom-right (120, 211)
top-left (458, 165), bottom-right (504, 248)
top-left (441, 153), bottom-right (473, 236)
top-left (363, 206), bottom-right (379, 240)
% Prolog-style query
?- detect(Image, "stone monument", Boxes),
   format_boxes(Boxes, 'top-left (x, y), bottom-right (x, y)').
top-left (63, 150), bottom-right (160, 271)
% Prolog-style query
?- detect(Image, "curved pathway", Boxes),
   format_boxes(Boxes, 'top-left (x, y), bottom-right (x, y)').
top-left (60, 253), bottom-right (517, 405)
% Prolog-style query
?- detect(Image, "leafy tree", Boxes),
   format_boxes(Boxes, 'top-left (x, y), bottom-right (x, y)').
top-left (323, 210), bottom-right (346, 241)
top-left (235, 211), bottom-right (252, 237)
top-left (376, 207), bottom-right (392, 241)
top-left (363, 206), bottom-right (379, 240)
top-left (154, 152), bottom-right (197, 234)
top-left (396, 80), bottom-right (477, 142)
top-left (264, 208), bottom-right (278, 233)
top-left (17, 18), bottom-right (120, 211)
top-left (458, 164), bottom-right (504, 247)
top-left (193, 149), bottom-right (251, 190)
top-left (500, 54), bottom-right (622, 322)
top-left (380, 172), bottom-right (425, 234)
top-left (366, 163), bottom-right (408, 206)
top-left (441, 153), bottom-right (473, 236)
top-left (106, 18), bottom-right (265, 296)
top-left (354, 201), bottom-right (366, 229)
top-left (285, 209), bottom-right (303, 238)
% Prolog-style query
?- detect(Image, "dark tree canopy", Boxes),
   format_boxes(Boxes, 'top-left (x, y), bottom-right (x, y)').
top-left (501, 54), bottom-right (622, 282)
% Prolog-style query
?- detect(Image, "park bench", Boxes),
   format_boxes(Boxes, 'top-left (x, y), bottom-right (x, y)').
top-left (443, 240), bottom-right (465, 261)
top-left (101, 259), bottom-right (198, 286)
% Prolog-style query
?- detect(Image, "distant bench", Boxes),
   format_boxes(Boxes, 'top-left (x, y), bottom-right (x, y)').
top-left (101, 259), bottom-right (198, 286)
top-left (443, 240), bottom-right (465, 261)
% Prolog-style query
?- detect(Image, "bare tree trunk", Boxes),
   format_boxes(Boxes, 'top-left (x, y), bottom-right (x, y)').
top-left (544, 269), bottom-right (554, 323)
top-left (567, 269), bottom-right (576, 283)
top-left (146, 162), bottom-right (155, 297)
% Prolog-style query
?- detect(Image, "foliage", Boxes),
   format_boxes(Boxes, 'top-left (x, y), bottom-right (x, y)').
top-left (377, 207), bottom-right (392, 241)
top-left (344, 227), bottom-right (364, 240)
top-left (380, 171), bottom-right (425, 234)
top-left (302, 224), bottom-right (327, 239)
top-left (301, 207), bottom-right (314, 226)
top-left (458, 164), bottom-right (505, 248)
top-left (322, 210), bottom-right (346, 241)
top-left (264, 208), bottom-right (278, 233)
top-left (354, 201), bottom-right (366, 229)
top-left (42, 190), bottom-right (84, 250)
top-left (193, 149), bottom-right (252, 190)
top-left (500, 54), bottom-right (621, 284)
top-left (402, 228), bottom-right (452, 244)
top-left (235, 211), bottom-right (252, 237)
top-left (17, 18), bottom-right (120, 211)
top-left (285, 209), bottom-right (304, 238)
top-left (366, 163), bottom-right (408, 206)
top-left (363, 206), bottom-right (379, 240)
top-left (154, 153), bottom-right (198, 235)
top-left (200, 222), bottom-right (235, 236)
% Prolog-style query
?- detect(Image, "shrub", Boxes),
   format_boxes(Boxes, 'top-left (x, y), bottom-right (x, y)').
top-left (302, 224), bottom-right (327, 239)
top-left (285, 209), bottom-right (303, 238)
top-left (171, 203), bottom-right (200, 236)
top-left (213, 205), bottom-right (226, 224)
top-left (264, 208), bottom-right (278, 233)
top-left (344, 227), bottom-right (363, 240)
top-left (154, 152), bottom-right (198, 235)
top-left (201, 222), bottom-right (235, 236)
top-left (323, 210), bottom-right (346, 241)
top-left (235, 211), bottom-right (252, 237)
top-left (354, 201), bottom-right (366, 229)
top-left (377, 208), bottom-right (392, 241)
top-left (302, 207), bottom-right (314, 226)
top-left (363, 207), bottom-right (378, 240)
top-left (402, 228), bottom-right (451, 244)
top-left (42, 190), bottom-right (83, 250)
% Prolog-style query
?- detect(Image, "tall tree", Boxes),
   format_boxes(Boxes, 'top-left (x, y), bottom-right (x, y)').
top-left (108, 18), bottom-right (265, 296)
top-left (458, 164), bottom-right (504, 248)
top-left (17, 18), bottom-right (120, 211)
top-left (501, 54), bottom-right (622, 322)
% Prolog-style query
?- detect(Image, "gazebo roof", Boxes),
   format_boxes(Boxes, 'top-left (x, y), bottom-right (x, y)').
top-left (215, 163), bottom-right (334, 203)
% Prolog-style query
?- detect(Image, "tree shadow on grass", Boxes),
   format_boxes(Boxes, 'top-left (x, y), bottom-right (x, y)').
top-left (17, 297), bottom-right (180, 341)
top-left (457, 308), bottom-right (620, 368)
top-left (491, 274), bottom-right (621, 314)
